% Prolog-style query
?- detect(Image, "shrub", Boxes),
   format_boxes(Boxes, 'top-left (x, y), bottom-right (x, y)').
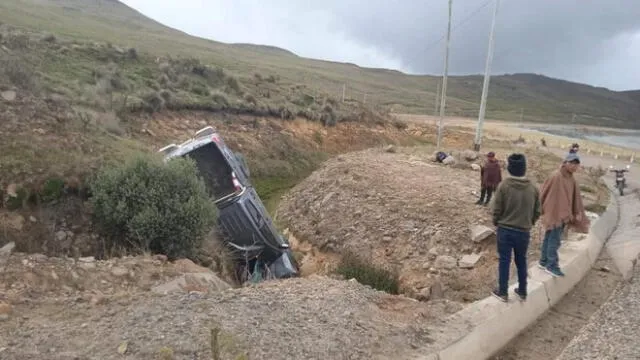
top-left (142, 92), bottom-right (165, 112)
top-left (336, 252), bottom-right (400, 294)
top-left (40, 178), bottom-right (65, 202)
top-left (90, 155), bottom-right (217, 259)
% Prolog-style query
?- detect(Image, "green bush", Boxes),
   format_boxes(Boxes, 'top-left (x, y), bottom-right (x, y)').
top-left (90, 155), bottom-right (217, 259)
top-left (336, 252), bottom-right (400, 294)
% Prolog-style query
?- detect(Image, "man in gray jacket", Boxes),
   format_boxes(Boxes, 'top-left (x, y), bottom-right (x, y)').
top-left (491, 153), bottom-right (541, 302)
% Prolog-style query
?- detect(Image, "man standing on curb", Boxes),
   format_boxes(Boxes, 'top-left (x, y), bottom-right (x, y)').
top-left (491, 153), bottom-right (541, 302)
top-left (538, 153), bottom-right (590, 277)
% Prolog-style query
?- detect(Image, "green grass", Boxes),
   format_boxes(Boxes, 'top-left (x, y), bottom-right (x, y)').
top-left (1, 0), bottom-right (639, 128)
top-left (336, 252), bottom-right (400, 294)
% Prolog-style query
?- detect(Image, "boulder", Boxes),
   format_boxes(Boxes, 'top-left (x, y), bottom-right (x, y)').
top-left (1, 90), bottom-right (16, 102)
top-left (434, 255), bottom-right (457, 270)
top-left (471, 163), bottom-right (481, 171)
top-left (462, 150), bottom-right (479, 161)
top-left (470, 225), bottom-right (494, 243)
top-left (442, 156), bottom-right (456, 165)
top-left (151, 272), bottom-right (231, 295)
top-left (384, 145), bottom-right (397, 153)
top-left (459, 254), bottom-right (483, 269)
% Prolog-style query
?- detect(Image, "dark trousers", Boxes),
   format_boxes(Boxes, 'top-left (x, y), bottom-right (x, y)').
top-left (478, 186), bottom-right (495, 204)
top-left (497, 226), bottom-right (530, 295)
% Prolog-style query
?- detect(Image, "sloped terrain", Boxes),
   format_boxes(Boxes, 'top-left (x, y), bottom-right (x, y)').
top-left (0, 244), bottom-right (463, 360)
top-left (277, 145), bottom-right (608, 303)
top-left (0, 0), bottom-right (639, 127)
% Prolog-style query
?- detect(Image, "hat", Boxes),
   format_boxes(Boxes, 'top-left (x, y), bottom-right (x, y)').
top-left (487, 151), bottom-right (495, 158)
top-left (564, 152), bottom-right (581, 164)
top-left (507, 153), bottom-right (527, 177)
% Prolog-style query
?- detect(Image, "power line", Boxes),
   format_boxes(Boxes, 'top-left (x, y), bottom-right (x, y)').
top-left (421, 0), bottom-right (495, 57)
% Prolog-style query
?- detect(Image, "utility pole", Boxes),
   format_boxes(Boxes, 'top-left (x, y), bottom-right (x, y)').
top-left (433, 80), bottom-right (441, 117)
top-left (473, 0), bottom-right (500, 151)
top-left (436, 0), bottom-right (453, 150)
top-left (342, 84), bottom-right (346, 102)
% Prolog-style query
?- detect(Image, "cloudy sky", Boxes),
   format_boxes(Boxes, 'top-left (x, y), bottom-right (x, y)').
top-left (120, 0), bottom-right (640, 91)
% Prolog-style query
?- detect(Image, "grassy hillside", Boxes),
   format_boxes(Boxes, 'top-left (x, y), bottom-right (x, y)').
top-left (1, 0), bottom-right (640, 128)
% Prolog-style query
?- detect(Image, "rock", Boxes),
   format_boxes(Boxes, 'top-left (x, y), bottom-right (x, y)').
top-left (2, 213), bottom-right (25, 231)
top-left (429, 151), bottom-right (440, 162)
top-left (384, 145), bottom-right (396, 153)
top-left (153, 254), bottom-right (168, 262)
top-left (1, 90), bottom-right (16, 102)
top-left (470, 225), bottom-right (494, 243)
top-left (79, 256), bottom-right (95, 263)
top-left (29, 216), bottom-right (37, 223)
top-left (427, 247), bottom-right (440, 260)
top-left (110, 266), bottom-right (129, 277)
top-left (172, 258), bottom-right (210, 273)
top-left (55, 230), bottom-right (67, 242)
top-left (0, 242), bottom-right (15, 257)
top-left (471, 163), bottom-right (481, 171)
top-left (0, 302), bottom-right (12, 321)
top-left (430, 281), bottom-right (444, 300)
top-left (416, 287), bottom-right (431, 301)
top-left (462, 150), bottom-right (479, 161)
top-left (151, 272), bottom-right (231, 295)
top-left (117, 341), bottom-right (128, 355)
top-left (6, 183), bottom-right (18, 197)
top-left (434, 255), bottom-right (457, 270)
top-left (442, 156), bottom-right (456, 165)
top-left (459, 253), bottom-right (483, 269)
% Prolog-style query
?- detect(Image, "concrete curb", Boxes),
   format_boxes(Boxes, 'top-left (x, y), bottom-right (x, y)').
top-left (416, 193), bottom-right (619, 360)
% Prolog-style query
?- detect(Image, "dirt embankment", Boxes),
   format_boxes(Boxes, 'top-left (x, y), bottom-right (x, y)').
top-left (0, 242), bottom-right (463, 360)
top-left (276, 144), bottom-right (609, 303)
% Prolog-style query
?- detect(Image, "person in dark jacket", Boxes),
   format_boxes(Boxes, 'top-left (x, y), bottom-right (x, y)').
top-left (476, 151), bottom-right (502, 206)
top-left (491, 153), bottom-right (541, 302)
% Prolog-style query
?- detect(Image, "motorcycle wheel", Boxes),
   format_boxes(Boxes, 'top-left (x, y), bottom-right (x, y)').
top-left (619, 186), bottom-right (624, 196)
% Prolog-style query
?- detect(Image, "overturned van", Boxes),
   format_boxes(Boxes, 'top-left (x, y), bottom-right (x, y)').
top-left (159, 126), bottom-right (298, 280)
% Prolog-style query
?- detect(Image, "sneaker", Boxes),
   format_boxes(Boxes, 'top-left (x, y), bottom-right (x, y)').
top-left (475, 200), bottom-right (484, 205)
top-left (491, 289), bottom-right (508, 302)
top-left (545, 267), bottom-right (565, 277)
top-left (514, 288), bottom-right (527, 301)
top-left (537, 262), bottom-right (546, 270)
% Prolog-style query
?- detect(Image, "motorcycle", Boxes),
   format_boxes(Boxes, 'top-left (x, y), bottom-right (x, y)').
top-left (609, 165), bottom-right (631, 196)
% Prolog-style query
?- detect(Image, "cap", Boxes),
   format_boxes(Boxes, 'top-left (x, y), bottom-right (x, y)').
top-left (564, 152), bottom-right (581, 164)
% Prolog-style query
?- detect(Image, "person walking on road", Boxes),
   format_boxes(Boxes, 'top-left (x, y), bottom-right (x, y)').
top-left (491, 153), bottom-right (541, 302)
top-left (538, 152), bottom-right (590, 277)
top-left (476, 151), bottom-right (502, 206)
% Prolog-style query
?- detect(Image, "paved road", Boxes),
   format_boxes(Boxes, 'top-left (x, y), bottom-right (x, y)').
top-left (549, 149), bottom-right (640, 360)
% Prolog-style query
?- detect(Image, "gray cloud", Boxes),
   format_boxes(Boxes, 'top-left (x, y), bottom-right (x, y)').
top-left (121, 0), bottom-right (640, 90)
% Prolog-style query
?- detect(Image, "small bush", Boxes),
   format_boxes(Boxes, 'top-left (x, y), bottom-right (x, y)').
top-left (336, 252), bottom-right (400, 294)
top-left (127, 47), bottom-right (138, 60)
top-left (90, 155), bottom-right (217, 259)
top-left (142, 92), bottom-right (165, 112)
top-left (211, 92), bottom-right (229, 107)
top-left (0, 56), bottom-right (37, 90)
top-left (42, 34), bottom-right (57, 43)
top-left (225, 76), bottom-right (241, 94)
top-left (40, 178), bottom-right (65, 202)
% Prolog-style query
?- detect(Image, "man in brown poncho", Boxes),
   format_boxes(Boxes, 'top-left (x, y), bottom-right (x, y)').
top-left (476, 151), bottom-right (502, 206)
top-left (538, 152), bottom-right (590, 277)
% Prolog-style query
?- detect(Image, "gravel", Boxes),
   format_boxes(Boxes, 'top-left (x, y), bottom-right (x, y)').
top-left (0, 275), bottom-right (462, 360)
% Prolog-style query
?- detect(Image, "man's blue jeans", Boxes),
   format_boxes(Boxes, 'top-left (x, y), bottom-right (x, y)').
top-left (497, 227), bottom-right (530, 295)
top-left (540, 224), bottom-right (565, 271)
